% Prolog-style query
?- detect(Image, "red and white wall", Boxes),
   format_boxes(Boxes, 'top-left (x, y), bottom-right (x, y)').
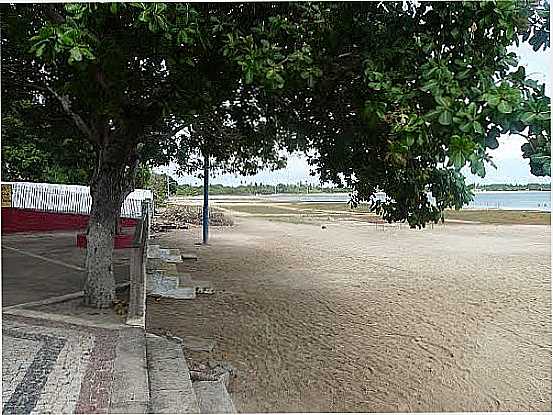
top-left (1, 182), bottom-right (152, 234)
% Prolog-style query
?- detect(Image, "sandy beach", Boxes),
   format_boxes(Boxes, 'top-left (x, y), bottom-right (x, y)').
top-left (146, 213), bottom-right (551, 412)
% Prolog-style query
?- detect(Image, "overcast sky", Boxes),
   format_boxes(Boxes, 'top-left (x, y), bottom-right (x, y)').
top-left (159, 42), bottom-right (551, 186)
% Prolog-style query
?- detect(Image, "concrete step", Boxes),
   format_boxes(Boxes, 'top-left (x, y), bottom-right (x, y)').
top-left (177, 279), bottom-right (214, 294)
top-left (181, 253), bottom-right (198, 261)
top-left (147, 272), bottom-right (196, 300)
top-left (146, 334), bottom-right (200, 414)
top-left (146, 258), bottom-right (178, 273)
top-left (147, 245), bottom-right (183, 263)
top-left (149, 269), bottom-right (193, 285)
top-left (109, 327), bottom-right (150, 413)
top-left (193, 380), bottom-right (236, 414)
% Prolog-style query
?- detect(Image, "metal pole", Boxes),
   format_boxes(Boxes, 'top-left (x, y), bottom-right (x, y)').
top-left (166, 170), bottom-right (170, 200)
top-left (202, 153), bottom-right (209, 244)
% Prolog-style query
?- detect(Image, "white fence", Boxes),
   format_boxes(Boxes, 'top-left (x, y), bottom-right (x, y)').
top-left (2, 182), bottom-right (153, 219)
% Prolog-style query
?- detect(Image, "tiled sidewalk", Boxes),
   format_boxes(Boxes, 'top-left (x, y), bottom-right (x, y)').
top-left (2, 312), bottom-right (147, 414)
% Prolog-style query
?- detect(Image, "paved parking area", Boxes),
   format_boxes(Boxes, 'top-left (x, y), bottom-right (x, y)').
top-left (2, 231), bottom-right (131, 306)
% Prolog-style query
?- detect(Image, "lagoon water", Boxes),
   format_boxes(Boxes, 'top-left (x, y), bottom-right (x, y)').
top-left (466, 191), bottom-right (551, 211)
top-left (257, 191), bottom-right (551, 211)
top-left (184, 190), bottom-right (551, 211)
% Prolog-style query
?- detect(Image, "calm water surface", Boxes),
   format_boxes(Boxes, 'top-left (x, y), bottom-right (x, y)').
top-left (183, 191), bottom-right (551, 211)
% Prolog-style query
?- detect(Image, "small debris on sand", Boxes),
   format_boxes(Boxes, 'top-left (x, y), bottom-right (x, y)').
top-left (112, 299), bottom-right (128, 316)
top-left (189, 360), bottom-right (237, 390)
top-left (153, 205), bottom-right (234, 230)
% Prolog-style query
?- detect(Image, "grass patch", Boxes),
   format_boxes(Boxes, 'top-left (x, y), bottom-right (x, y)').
top-left (287, 202), bottom-right (372, 213)
top-left (220, 202), bottom-right (376, 218)
top-left (218, 204), bottom-right (299, 215)
top-left (221, 202), bottom-right (550, 225)
top-left (260, 215), bottom-right (321, 225)
top-left (444, 209), bottom-right (550, 225)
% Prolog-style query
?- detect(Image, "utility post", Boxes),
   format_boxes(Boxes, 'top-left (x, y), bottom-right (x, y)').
top-left (166, 172), bottom-right (170, 200)
top-left (202, 151), bottom-right (209, 244)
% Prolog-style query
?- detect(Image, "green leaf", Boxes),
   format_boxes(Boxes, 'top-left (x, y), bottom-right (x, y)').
top-left (450, 153), bottom-right (464, 169)
top-left (497, 101), bottom-right (512, 114)
top-left (59, 33), bottom-right (75, 47)
top-left (35, 43), bottom-right (46, 57)
top-left (456, 69), bottom-right (471, 80)
top-left (438, 111), bottom-right (452, 125)
top-left (485, 135), bottom-right (499, 149)
top-left (470, 158), bottom-right (486, 177)
top-left (435, 96), bottom-right (451, 107)
top-left (460, 122), bottom-right (473, 133)
top-left (244, 69), bottom-right (253, 84)
top-left (473, 121), bottom-right (484, 134)
top-left (81, 48), bottom-right (95, 60)
top-left (69, 47), bottom-right (82, 63)
top-left (484, 94), bottom-right (501, 107)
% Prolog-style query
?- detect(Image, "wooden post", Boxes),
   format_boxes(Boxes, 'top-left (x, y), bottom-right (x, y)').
top-left (127, 201), bottom-right (149, 326)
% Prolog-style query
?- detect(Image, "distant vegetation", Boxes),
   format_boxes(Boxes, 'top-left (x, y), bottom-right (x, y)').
top-left (175, 183), bottom-right (351, 196)
top-left (171, 181), bottom-right (551, 196)
top-left (468, 183), bottom-right (551, 191)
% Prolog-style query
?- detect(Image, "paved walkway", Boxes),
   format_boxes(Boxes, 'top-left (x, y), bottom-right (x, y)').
top-left (2, 311), bottom-right (148, 414)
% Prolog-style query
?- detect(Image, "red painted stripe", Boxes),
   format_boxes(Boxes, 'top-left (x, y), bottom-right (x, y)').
top-left (74, 331), bottom-right (118, 414)
top-left (1, 208), bottom-right (138, 234)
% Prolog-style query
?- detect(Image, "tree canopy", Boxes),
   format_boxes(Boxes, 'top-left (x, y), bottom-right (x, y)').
top-left (258, 1), bottom-right (551, 225)
top-left (3, 2), bottom-right (550, 226)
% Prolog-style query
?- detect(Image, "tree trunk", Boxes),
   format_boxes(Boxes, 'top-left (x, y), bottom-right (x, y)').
top-left (114, 189), bottom-right (131, 235)
top-left (83, 161), bottom-right (126, 308)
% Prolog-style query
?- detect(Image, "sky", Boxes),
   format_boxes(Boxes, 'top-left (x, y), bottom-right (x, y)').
top-left (157, 42), bottom-right (551, 186)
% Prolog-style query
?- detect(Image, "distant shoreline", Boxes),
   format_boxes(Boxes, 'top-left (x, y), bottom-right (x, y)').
top-left (176, 189), bottom-right (551, 197)
top-left (473, 190), bottom-right (551, 193)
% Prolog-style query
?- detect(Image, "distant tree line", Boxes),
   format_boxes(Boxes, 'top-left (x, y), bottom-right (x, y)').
top-left (170, 181), bottom-right (551, 197)
top-left (468, 183), bottom-right (551, 191)
top-left (175, 182), bottom-right (351, 197)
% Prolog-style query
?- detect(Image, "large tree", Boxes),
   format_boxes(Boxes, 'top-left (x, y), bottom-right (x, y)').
top-left (1, 1), bottom-right (549, 307)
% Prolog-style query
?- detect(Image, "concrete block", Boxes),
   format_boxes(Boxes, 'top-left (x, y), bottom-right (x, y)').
top-left (177, 273), bottom-right (194, 286)
top-left (193, 380), bottom-right (236, 413)
top-left (109, 328), bottom-right (149, 414)
top-left (147, 273), bottom-right (196, 299)
top-left (177, 279), bottom-right (211, 290)
top-left (160, 248), bottom-right (182, 262)
top-left (146, 335), bottom-right (200, 414)
top-left (181, 253), bottom-right (198, 261)
top-left (147, 245), bottom-right (161, 259)
top-left (147, 272), bottom-right (177, 295)
top-left (148, 245), bottom-right (182, 262)
top-left (109, 401), bottom-right (149, 414)
top-left (146, 258), bottom-right (178, 273)
top-left (162, 288), bottom-right (196, 300)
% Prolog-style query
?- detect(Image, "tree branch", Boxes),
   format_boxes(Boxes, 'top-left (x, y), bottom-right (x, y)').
top-left (44, 4), bottom-right (66, 24)
top-left (46, 86), bottom-right (98, 144)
